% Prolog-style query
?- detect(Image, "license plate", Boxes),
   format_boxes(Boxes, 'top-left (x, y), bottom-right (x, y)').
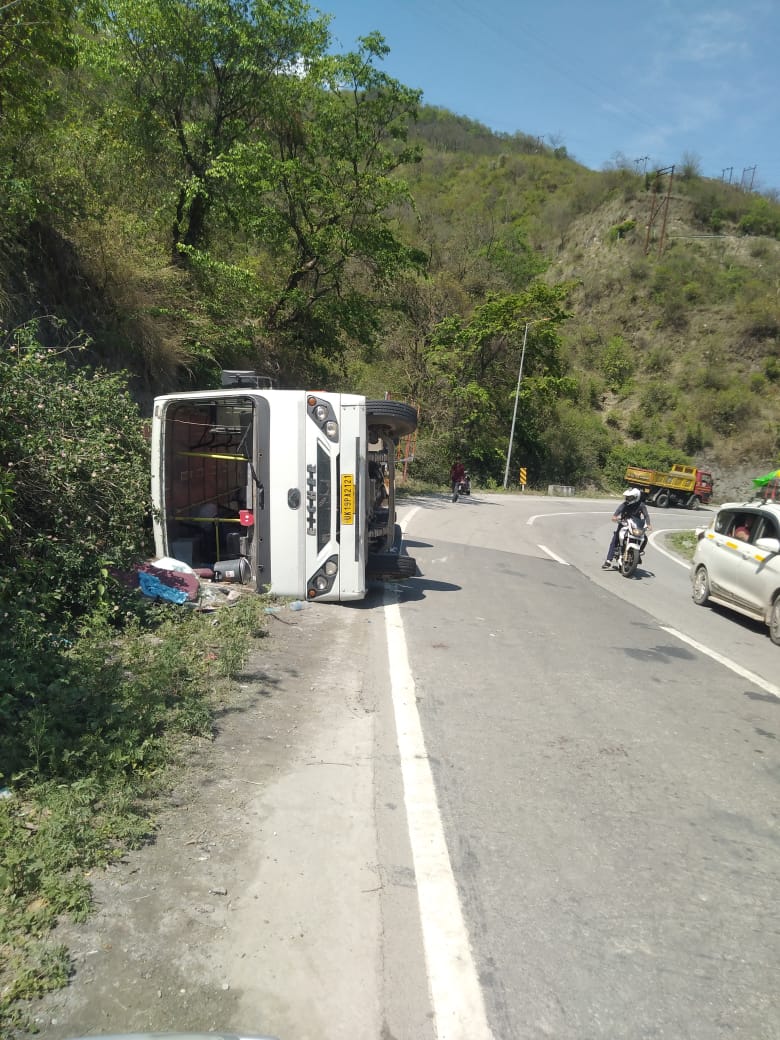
top-left (341, 473), bottom-right (355, 525)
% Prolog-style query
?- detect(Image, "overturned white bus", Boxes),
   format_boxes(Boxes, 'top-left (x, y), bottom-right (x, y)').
top-left (150, 372), bottom-right (418, 601)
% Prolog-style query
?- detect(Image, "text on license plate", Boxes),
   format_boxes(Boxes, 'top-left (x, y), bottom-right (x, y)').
top-left (341, 473), bottom-right (355, 525)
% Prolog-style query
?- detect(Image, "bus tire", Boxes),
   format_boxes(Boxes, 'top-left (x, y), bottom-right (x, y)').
top-left (366, 400), bottom-right (418, 440)
top-left (366, 551), bottom-right (417, 581)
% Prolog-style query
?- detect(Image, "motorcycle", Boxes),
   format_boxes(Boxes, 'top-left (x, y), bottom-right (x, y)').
top-left (616, 516), bottom-right (646, 577)
top-left (451, 475), bottom-right (471, 502)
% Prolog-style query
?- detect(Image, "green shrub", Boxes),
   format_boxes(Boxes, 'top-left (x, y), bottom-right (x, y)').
top-left (599, 335), bottom-right (635, 391)
top-left (538, 402), bottom-right (616, 485)
top-left (626, 412), bottom-right (644, 439)
top-left (644, 346), bottom-right (672, 374)
top-left (682, 422), bottom-right (710, 454)
top-left (0, 320), bottom-right (153, 748)
top-left (640, 380), bottom-right (677, 416)
top-left (608, 219), bottom-right (636, 242)
top-left (698, 386), bottom-right (752, 436)
top-left (579, 375), bottom-right (605, 408)
top-left (738, 197), bottom-right (780, 238)
top-left (603, 441), bottom-right (687, 489)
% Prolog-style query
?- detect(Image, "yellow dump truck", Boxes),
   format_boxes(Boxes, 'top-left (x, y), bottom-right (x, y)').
top-left (624, 463), bottom-right (713, 509)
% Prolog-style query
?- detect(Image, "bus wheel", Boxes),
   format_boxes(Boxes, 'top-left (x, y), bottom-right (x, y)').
top-left (366, 400), bottom-right (418, 440)
top-left (366, 551), bottom-right (417, 580)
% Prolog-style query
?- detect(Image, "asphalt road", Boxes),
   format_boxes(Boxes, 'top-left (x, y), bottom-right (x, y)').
top-left (390, 492), bottom-right (779, 1040)
top-left (32, 491), bottom-right (779, 1040)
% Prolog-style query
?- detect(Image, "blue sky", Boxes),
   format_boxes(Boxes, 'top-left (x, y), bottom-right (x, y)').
top-left (321, 0), bottom-right (780, 193)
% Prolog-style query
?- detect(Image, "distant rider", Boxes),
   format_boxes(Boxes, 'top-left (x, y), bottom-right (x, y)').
top-left (602, 487), bottom-right (652, 569)
top-left (450, 458), bottom-right (466, 496)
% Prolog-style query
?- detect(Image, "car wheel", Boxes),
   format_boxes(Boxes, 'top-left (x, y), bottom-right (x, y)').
top-left (770, 597), bottom-right (780, 646)
top-left (692, 565), bottom-right (711, 606)
top-left (366, 400), bottom-right (418, 440)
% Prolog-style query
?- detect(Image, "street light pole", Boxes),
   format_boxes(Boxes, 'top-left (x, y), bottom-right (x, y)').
top-left (503, 322), bottom-right (531, 489)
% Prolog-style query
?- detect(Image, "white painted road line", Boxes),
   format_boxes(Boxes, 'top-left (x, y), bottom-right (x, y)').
top-left (389, 506), bottom-right (493, 1039)
top-left (384, 598), bottom-right (493, 1039)
top-left (661, 626), bottom-right (780, 700)
top-left (538, 544), bottom-right (570, 565)
top-left (649, 530), bottom-right (691, 569)
top-left (527, 510), bottom-right (612, 525)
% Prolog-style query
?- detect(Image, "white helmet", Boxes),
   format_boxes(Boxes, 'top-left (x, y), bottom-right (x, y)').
top-left (623, 487), bottom-right (641, 503)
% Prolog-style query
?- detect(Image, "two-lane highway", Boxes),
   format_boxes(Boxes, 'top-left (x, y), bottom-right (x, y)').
top-left (520, 495), bottom-right (780, 691)
top-left (390, 492), bottom-right (779, 1039)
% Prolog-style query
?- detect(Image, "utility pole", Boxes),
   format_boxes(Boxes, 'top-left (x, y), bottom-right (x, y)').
top-left (740, 166), bottom-right (757, 191)
top-left (634, 156), bottom-right (650, 174)
top-left (503, 319), bottom-right (550, 489)
top-left (721, 167), bottom-right (733, 184)
top-left (644, 165), bottom-right (675, 257)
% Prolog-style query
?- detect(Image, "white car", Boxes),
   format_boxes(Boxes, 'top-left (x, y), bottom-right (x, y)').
top-left (691, 499), bottom-right (780, 644)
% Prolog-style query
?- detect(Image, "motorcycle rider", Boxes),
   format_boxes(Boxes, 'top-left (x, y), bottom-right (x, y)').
top-left (602, 487), bottom-right (652, 569)
top-left (450, 458), bottom-right (466, 496)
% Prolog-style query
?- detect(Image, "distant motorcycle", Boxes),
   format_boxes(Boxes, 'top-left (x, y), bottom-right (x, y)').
top-left (452, 475), bottom-right (471, 502)
top-left (616, 516), bottom-right (645, 577)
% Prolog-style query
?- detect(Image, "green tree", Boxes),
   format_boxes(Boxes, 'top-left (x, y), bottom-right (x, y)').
top-left (230, 32), bottom-right (425, 362)
top-left (87, 0), bottom-right (332, 260)
top-left (0, 0), bottom-right (79, 233)
top-left (84, 4), bottom-right (424, 371)
top-left (539, 401), bottom-right (616, 485)
top-left (423, 282), bottom-right (573, 478)
top-left (0, 0), bottom-right (77, 135)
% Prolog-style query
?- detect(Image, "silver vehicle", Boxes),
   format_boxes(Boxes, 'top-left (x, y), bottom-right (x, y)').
top-left (690, 499), bottom-right (780, 644)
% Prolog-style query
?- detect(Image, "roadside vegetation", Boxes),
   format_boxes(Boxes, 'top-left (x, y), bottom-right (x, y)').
top-left (666, 529), bottom-right (700, 562)
top-left (0, 324), bottom-right (268, 1035)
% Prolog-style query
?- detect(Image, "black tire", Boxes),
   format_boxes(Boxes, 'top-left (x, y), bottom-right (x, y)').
top-left (366, 550), bottom-right (417, 581)
top-left (366, 400), bottom-right (418, 440)
top-left (687, 494), bottom-right (700, 510)
top-left (369, 506), bottom-right (391, 529)
top-left (692, 565), bottom-right (710, 606)
top-left (655, 491), bottom-right (670, 508)
top-left (621, 546), bottom-right (639, 577)
top-left (769, 597), bottom-right (780, 646)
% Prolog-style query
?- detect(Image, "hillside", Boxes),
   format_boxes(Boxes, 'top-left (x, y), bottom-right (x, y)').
top-left (389, 117), bottom-right (780, 490)
top-left (1, 4), bottom-right (779, 492)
